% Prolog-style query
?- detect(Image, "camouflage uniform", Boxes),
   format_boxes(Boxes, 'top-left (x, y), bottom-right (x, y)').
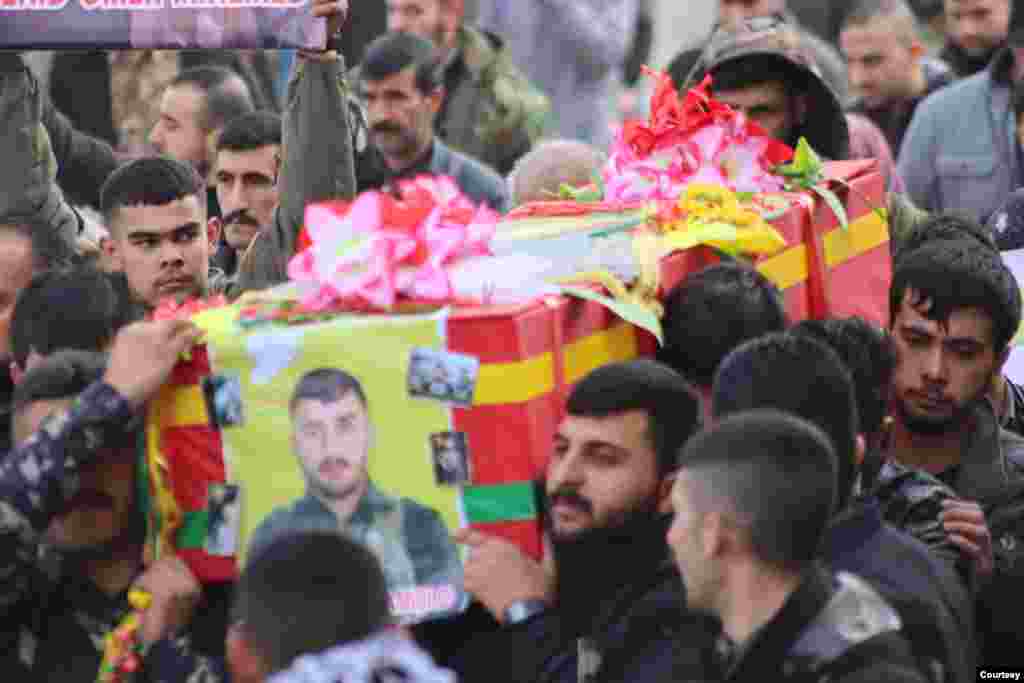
top-left (0, 382), bottom-right (227, 682)
top-left (249, 484), bottom-right (462, 592)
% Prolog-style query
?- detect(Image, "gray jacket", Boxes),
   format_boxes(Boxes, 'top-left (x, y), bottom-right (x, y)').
top-left (0, 55), bottom-right (79, 249)
top-left (476, 0), bottom-right (637, 149)
top-left (234, 55), bottom-right (356, 296)
top-left (897, 49), bottom-right (1022, 221)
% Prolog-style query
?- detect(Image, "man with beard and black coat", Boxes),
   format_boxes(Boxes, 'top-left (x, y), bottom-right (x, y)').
top-left (713, 332), bottom-right (974, 683)
top-left (447, 360), bottom-right (718, 683)
top-left (883, 239), bottom-right (1024, 667)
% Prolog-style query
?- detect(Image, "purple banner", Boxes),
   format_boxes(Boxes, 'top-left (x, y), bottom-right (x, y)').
top-left (0, 1), bottom-right (326, 49)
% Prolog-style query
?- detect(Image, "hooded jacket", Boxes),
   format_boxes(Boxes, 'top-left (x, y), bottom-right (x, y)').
top-left (685, 21), bottom-right (850, 162)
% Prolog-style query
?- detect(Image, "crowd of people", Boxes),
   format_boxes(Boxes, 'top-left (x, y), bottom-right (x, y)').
top-left (3, 0), bottom-right (1024, 681)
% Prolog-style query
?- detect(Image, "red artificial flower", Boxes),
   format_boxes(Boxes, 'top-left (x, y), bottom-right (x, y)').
top-left (151, 295), bottom-right (228, 322)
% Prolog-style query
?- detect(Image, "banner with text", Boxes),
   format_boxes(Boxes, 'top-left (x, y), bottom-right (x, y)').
top-left (0, 1), bottom-right (325, 49)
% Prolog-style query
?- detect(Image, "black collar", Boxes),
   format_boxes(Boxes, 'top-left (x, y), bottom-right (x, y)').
top-left (725, 565), bottom-right (833, 680)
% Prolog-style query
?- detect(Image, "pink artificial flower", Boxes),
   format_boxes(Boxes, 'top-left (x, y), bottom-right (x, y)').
top-left (287, 176), bottom-right (499, 311)
top-left (602, 69), bottom-right (794, 203)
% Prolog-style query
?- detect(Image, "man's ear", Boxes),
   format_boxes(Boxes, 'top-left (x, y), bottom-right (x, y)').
top-left (9, 361), bottom-right (23, 386)
top-left (428, 87), bottom-right (445, 117)
top-left (854, 434), bottom-right (867, 466)
top-left (102, 235), bottom-right (124, 273)
top-left (226, 623), bottom-right (265, 683)
top-left (208, 217), bottom-right (222, 248)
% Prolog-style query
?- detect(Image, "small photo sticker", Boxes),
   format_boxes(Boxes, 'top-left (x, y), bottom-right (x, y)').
top-left (429, 431), bottom-right (471, 486)
top-left (205, 483), bottom-right (242, 557)
top-left (202, 373), bottom-right (246, 429)
top-left (407, 348), bottom-right (480, 407)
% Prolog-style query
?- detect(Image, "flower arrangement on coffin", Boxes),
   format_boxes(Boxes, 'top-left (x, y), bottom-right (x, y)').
top-left (556, 183), bottom-right (790, 344)
top-left (601, 68), bottom-right (794, 203)
top-left (288, 175), bottom-right (559, 313)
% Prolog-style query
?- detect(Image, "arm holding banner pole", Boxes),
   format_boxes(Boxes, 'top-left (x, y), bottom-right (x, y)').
top-left (233, 0), bottom-right (355, 295)
top-left (0, 54), bottom-right (79, 248)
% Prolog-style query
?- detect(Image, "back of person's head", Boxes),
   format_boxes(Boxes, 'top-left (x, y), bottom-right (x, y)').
top-left (508, 139), bottom-right (607, 206)
top-left (229, 532), bottom-right (392, 678)
top-left (712, 332), bottom-right (859, 510)
top-left (216, 111), bottom-right (282, 154)
top-left (890, 238), bottom-right (1021, 353)
top-left (677, 409), bottom-right (837, 574)
top-left (12, 350), bottom-right (107, 443)
top-left (791, 317), bottom-right (896, 442)
top-left (842, 0), bottom-right (922, 42)
top-left (10, 265), bottom-right (121, 372)
top-left (658, 262), bottom-right (788, 389)
top-left (171, 66), bottom-right (255, 132)
top-left (100, 157), bottom-right (206, 229)
top-left (360, 31), bottom-right (442, 94)
top-left (893, 211), bottom-right (996, 260)
top-left (566, 359), bottom-right (701, 477)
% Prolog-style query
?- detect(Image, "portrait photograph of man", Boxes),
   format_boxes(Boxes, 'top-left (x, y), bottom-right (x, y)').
top-left (247, 368), bottom-right (462, 595)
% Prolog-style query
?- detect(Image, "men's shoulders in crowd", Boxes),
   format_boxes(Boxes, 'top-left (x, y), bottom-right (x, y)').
top-left (913, 66), bottom-right (996, 120)
top-left (434, 141), bottom-right (509, 211)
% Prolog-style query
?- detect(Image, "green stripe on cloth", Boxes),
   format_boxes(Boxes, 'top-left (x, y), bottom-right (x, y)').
top-left (463, 482), bottom-right (537, 524)
top-left (177, 510), bottom-right (211, 549)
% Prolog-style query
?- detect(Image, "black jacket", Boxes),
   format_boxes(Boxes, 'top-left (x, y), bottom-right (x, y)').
top-left (450, 563), bottom-right (718, 683)
top-left (933, 404), bottom-right (1024, 667)
top-left (821, 500), bottom-right (974, 683)
top-left (723, 566), bottom-right (928, 683)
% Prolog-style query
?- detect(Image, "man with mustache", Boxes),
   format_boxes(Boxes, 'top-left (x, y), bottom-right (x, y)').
top-left (209, 111), bottom-right (281, 282)
top-left (0, 321), bottom-right (231, 681)
top-left (450, 360), bottom-right (717, 683)
top-left (248, 368), bottom-right (461, 598)
top-left (884, 239), bottom-right (1024, 666)
top-left (356, 32), bottom-right (508, 211)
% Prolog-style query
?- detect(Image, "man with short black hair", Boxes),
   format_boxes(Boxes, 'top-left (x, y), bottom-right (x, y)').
top-left (791, 318), bottom-right (973, 581)
top-left (151, 65), bottom-right (256, 183)
top-left (891, 210), bottom-right (997, 259)
top-left (8, 265), bottom-right (125, 386)
top-left (451, 359), bottom-right (717, 683)
top-left (713, 332), bottom-right (973, 683)
top-left (841, 0), bottom-right (954, 153)
top-left (658, 262), bottom-right (787, 410)
top-left (211, 111), bottom-right (282, 279)
top-left (227, 531), bottom-right (393, 682)
top-left (885, 238), bottom-right (1024, 664)
top-left (100, 157), bottom-right (221, 309)
top-left (669, 410), bottom-right (927, 682)
top-left (357, 31), bottom-right (508, 211)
